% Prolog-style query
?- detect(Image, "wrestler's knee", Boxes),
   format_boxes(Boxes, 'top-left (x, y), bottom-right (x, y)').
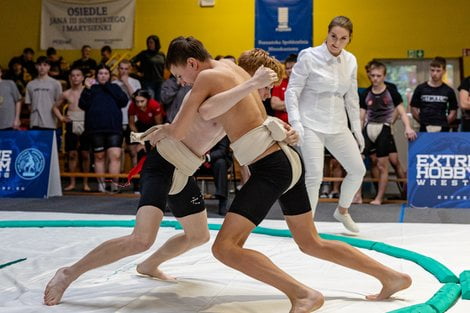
top-left (187, 229), bottom-right (210, 247)
top-left (129, 234), bottom-right (155, 253)
top-left (297, 236), bottom-right (325, 255)
top-left (211, 238), bottom-right (234, 264)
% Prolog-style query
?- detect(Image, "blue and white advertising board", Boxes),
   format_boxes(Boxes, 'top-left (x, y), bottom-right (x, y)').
top-left (408, 133), bottom-right (470, 208)
top-left (0, 130), bottom-right (62, 198)
top-left (255, 0), bottom-right (312, 61)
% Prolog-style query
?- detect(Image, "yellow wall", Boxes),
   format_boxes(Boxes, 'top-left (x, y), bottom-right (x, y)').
top-left (1, 0), bottom-right (469, 86)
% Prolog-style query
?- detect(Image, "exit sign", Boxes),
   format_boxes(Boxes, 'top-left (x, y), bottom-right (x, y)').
top-left (408, 49), bottom-right (424, 58)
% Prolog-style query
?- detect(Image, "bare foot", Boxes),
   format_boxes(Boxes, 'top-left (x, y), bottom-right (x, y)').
top-left (83, 185), bottom-right (91, 192)
top-left (289, 288), bottom-right (324, 313)
top-left (64, 184), bottom-right (75, 191)
top-left (44, 267), bottom-right (75, 305)
top-left (136, 263), bottom-right (176, 281)
top-left (366, 272), bottom-right (412, 300)
top-left (370, 199), bottom-right (382, 205)
top-left (352, 194), bottom-right (363, 204)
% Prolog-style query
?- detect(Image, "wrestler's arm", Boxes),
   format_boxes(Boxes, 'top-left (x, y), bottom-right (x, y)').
top-left (198, 66), bottom-right (278, 120)
top-left (149, 70), bottom-right (219, 142)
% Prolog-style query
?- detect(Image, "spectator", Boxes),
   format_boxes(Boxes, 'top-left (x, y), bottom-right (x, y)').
top-left (131, 35), bottom-right (165, 101)
top-left (285, 16), bottom-right (365, 233)
top-left (52, 68), bottom-right (91, 192)
top-left (196, 136), bottom-right (232, 215)
top-left (79, 64), bottom-right (128, 192)
top-left (25, 56), bottom-right (62, 130)
top-left (271, 54), bottom-right (297, 123)
top-left (360, 61), bottom-right (416, 205)
top-left (71, 45), bottom-right (97, 77)
top-left (128, 89), bottom-right (163, 192)
top-left (410, 57), bottom-right (458, 132)
top-left (4, 57), bottom-right (29, 96)
top-left (46, 47), bottom-right (68, 82)
top-left (112, 59), bottom-right (142, 169)
top-left (9, 47), bottom-right (37, 79)
top-left (223, 55), bottom-right (237, 63)
top-left (458, 76), bottom-right (470, 131)
top-left (0, 65), bottom-right (22, 130)
top-left (160, 75), bottom-right (191, 123)
top-left (100, 45), bottom-right (112, 65)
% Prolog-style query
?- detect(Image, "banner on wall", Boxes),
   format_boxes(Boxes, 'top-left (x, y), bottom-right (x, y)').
top-left (408, 133), bottom-right (470, 208)
top-left (0, 131), bottom-right (62, 198)
top-left (255, 0), bottom-right (312, 61)
top-left (41, 0), bottom-right (135, 50)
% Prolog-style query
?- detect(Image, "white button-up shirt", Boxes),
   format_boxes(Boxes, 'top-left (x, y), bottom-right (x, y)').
top-left (285, 43), bottom-right (361, 134)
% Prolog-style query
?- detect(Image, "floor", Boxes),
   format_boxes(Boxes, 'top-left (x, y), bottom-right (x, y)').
top-left (1, 209), bottom-right (469, 313)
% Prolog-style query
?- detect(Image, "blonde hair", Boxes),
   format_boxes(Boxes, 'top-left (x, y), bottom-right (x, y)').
top-left (237, 49), bottom-right (284, 85)
top-left (328, 16), bottom-right (353, 36)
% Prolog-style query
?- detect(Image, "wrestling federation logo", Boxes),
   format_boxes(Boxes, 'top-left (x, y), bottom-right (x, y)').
top-left (15, 148), bottom-right (45, 180)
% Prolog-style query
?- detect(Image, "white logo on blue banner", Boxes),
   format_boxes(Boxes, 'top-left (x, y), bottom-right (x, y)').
top-left (255, 0), bottom-right (312, 61)
top-left (15, 148), bottom-right (46, 180)
top-left (408, 133), bottom-right (470, 208)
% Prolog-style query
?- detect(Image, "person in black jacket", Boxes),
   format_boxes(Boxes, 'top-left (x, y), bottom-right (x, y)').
top-left (131, 35), bottom-right (166, 102)
top-left (79, 64), bottom-right (128, 192)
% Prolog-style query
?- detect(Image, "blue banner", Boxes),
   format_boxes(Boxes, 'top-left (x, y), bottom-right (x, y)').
top-left (408, 133), bottom-right (470, 208)
top-left (255, 0), bottom-right (312, 61)
top-left (0, 131), bottom-right (54, 198)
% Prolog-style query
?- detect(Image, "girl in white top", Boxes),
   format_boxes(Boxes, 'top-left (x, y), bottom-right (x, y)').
top-left (285, 16), bottom-right (365, 233)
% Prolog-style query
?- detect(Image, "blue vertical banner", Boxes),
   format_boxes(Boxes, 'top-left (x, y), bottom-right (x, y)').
top-left (408, 133), bottom-right (470, 208)
top-left (255, 0), bottom-right (312, 61)
top-left (0, 130), bottom-right (62, 198)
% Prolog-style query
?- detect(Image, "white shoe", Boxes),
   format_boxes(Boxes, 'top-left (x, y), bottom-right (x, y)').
top-left (333, 208), bottom-right (359, 233)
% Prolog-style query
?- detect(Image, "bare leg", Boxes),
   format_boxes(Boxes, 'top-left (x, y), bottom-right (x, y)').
top-left (64, 150), bottom-right (78, 190)
top-left (212, 213), bottom-right (324, 313)
top-left (107, 147), bottom-right (122, 188)
top-left (44, 206), bottom-right (163, 306)
top-left (389, 152), bottom-right (407, 197)
top-left (285, 211), bottom-right (412, 300)
top-left (80, 150), bottom-right (91, 191)
top-left (93, 151), bottom-right (106, 191)
top-left (370, 156), bottom-right (389, 205)
top-left (137, 210), bottom-right (210, 281)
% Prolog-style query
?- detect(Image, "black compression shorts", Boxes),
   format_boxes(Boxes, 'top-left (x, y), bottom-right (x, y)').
top-left (363, 124), bottom-right (397, 157)
top-left (138, 145), bottom-right (205, 218)
top-left (229, 147), bottom-right (311, 225)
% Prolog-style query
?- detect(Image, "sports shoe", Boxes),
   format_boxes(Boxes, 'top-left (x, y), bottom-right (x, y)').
top-left (333, 208), bottom-right (359, 233)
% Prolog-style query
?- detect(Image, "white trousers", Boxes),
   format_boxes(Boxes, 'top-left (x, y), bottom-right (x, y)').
top-left (300, 128), bottom-right (366, 215)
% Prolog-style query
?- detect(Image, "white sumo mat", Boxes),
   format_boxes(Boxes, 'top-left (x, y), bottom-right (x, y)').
top-left (0, 211), bottom-right (469, 313)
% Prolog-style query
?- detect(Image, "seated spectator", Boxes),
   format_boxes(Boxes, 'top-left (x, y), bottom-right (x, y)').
top-left (196, 136), bottom-right (232, 215)
top-left (72, 45), bottom-right (97, 77)
top-left (458, 76), bottom-right (470, 132)
top-left (79, 64), bottom-right (128, 192)
top-left (128, 89), bottom-right (163, 159)
top-left (52, 68), bottom-right (91, 192)
top-left (411, 57), bottom-right (458, 132)
top-left (0, 65), bottom-right (22, 130)
top-left (9, 47), bottom-right (37, 79)
top-left (271, 53), bottom-right (297, 123)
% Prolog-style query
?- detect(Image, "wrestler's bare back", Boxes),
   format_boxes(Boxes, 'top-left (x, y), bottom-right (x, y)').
top-left (173, 60), bottom-right (269, 157)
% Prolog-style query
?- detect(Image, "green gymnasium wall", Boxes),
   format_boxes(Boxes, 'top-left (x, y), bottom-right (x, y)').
top-left (1, 0), bottom-right (469, 86)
